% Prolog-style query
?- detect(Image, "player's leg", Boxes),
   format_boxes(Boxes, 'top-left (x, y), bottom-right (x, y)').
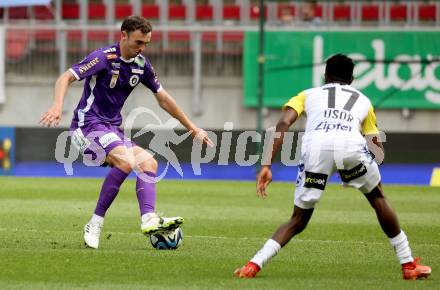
top-left (131, 146), bottom-right (184, 234)
top-left (83, 145), bottom-right (132, 248)
top-left (235, 150), bottom-right (332, 278)
top-left (71, 123), bottom-right (135, 249)
top-left (364, 184), bottom-right (431, 280)
top-left (364, 184), bottom-right (400, 238)
top-left (341, 149), bottom-right (431, 279)
top-left (234, 206), bottom-right (314, 278)
top-left (131, 145), bottom-right (158, 216)
top-left (271, 206), bottom-right (314, 247)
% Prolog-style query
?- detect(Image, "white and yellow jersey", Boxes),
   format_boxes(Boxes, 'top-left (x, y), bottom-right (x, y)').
top-left (284, 83), bottom-right (379, 150)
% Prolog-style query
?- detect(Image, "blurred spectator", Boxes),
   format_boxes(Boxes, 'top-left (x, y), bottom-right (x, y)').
top-left (279, 5), bottom-right (295, 26)
top-left (301, 0), bottom-right (322, 26)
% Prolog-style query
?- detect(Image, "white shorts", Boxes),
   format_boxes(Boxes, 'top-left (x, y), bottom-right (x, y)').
top-left (294, 145), bottom-right (381, 209)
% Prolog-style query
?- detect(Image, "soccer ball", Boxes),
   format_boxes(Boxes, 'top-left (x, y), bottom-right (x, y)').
top-left (149, 227), bottom-right (183, 250)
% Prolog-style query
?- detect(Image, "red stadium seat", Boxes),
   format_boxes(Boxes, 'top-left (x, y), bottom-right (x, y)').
top-left (314, 4), bottom-right (323, 18)
top-left (333, 4), bottom-right (350, 21)
top-left (201, 31), bottom-right (244, 43)
top-left (88, 3), bottom-right (106, 20)
top-left (223, 5), bottom-right (240, 20)
top-left (390, 3), bottom-right (407, 21)
top-left (67, 30), bottom-right (82, 41)
top-left (88, 31), bottom-right (109, 41)
top-left (7, 30), bottom-right (30, 60)
top-left (222, 31), bottom-right (244, 56)
top-left (168, 31), bottom-right (190, 42)
top-left (35, 29), bottom-right (56, 41)
top-left (34, 29), bottom-right (56, 54)
top-left (201, 31), bottom-right (216, 42)
top-left (33, 5), bottom-right (54, 20)
top-left (361, 3), bottom-right (379, 21)
top-left (113, 31), bottom-right (121, 40)
top-left (419, 4), bottom-right (436, 21)
top-left (62, 3), bottom-right (79, 19)
top-left (115, 4), bottom-right (132, 20)
top-left (169, 4), bottom-right (186, 20)
top-left (196, 4), bottom-right (213, 21)
top-left (200, 31), bottom-right (243, 57)
top-left (142, 4), bottom-right (159, 20)
top-left (8, 7), bottom-right (29, 19)
top-left (150, 30), bottom-right (162, 41)
top-left (164, 30), bottom-right (191, 55)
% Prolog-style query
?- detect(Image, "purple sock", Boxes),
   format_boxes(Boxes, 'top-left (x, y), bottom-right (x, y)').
top-left (94, 167), bottom-right (129, 217)
top-left (136, 171), bottom-right (157, 215)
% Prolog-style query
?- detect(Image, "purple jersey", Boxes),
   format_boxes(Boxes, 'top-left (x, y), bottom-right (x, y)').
top-left (69, 43), bottom-right (161, 128)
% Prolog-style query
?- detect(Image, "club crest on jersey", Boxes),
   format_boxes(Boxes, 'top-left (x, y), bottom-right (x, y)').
top-left (129, 75), bottom-right (140, 87)
top-left (110, 71), bottom-right (119, 88)
top-left (111, 62), bottom-right (120, 69)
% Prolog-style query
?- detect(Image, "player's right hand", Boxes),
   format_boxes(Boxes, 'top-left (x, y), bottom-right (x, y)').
top-left (256, 165), bottom-right (272, 199)
top-left (39, 106), bottom-right (62, 127)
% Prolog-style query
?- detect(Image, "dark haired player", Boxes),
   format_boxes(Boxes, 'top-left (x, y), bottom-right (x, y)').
top-left (40, 16), bottom-right (213, 249)
top-left (234, 54), bottom-right (431, 280)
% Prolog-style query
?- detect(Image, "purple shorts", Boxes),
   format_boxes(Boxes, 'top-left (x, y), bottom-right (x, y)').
top-left (71, 122), bottom-right (137, 166)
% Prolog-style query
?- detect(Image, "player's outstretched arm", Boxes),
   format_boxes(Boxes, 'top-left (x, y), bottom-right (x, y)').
top-left (39, 70), bottom-right (76, 127)
top-left (154, 89), bottom-right (214, 147)
top-left (257, 108), bottom-right (298, 198)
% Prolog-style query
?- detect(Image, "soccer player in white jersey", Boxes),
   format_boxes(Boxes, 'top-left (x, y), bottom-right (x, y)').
top-left (40, 16), bottom-right (213, 249)
top-left (234, 54), bottom-right (431, 280)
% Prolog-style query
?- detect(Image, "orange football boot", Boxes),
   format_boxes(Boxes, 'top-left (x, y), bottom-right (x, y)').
top-left (234, 262), bottom-right (260, 278)
top-left (402, 257), bottom-right (431, 280)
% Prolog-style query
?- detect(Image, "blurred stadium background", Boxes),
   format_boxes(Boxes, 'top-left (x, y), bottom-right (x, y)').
top-left (0, 0), bottom-right (439, 185)
top-left (0, 1), bottom-right (440, 289)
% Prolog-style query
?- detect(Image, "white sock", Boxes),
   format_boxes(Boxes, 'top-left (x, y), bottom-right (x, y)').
top-left (141, 212), bottom-right (157, 223)
top-left (389, 230), bottom-right (414, 264)
top-left (250, 239), bottom-right (281, 268)
top-left (89, 214), bottom-right (104, 225)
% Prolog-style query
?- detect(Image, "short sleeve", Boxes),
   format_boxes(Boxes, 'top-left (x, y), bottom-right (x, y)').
top-left (283, 91), bottom-right (306, 116)
top-left (362, 106), bottom-right (380, 135)
top-left (69, 50), bottom-right (107, 81)
top-left (141, 61), bottom-right (162, 93)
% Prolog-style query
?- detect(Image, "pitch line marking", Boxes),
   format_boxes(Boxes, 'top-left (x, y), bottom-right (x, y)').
top-left (0, 228), bottom-right (439, 247)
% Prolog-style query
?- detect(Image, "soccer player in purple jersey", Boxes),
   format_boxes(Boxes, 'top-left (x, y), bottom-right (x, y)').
top-left (40, 16), bottom-right (214, 249)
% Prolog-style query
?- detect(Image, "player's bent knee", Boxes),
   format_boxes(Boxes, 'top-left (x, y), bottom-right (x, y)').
top-left (107, 146), bottom-right (137, 172)
top-left (133, 147), bottom-right (158, 173)
top-left (139, 157), bottom-right (157, 173)
top-left (365, 185), bottom-right (385, 199)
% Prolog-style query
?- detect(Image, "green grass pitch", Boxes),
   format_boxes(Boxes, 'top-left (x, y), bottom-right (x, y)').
top-left (0, 176), bottom-right (439, 289)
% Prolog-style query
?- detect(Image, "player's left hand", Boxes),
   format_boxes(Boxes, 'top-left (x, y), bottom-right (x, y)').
top-left (257, 165), bottom-right (272, 199)
top-left (192, 128), bottom-right (214, 147)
